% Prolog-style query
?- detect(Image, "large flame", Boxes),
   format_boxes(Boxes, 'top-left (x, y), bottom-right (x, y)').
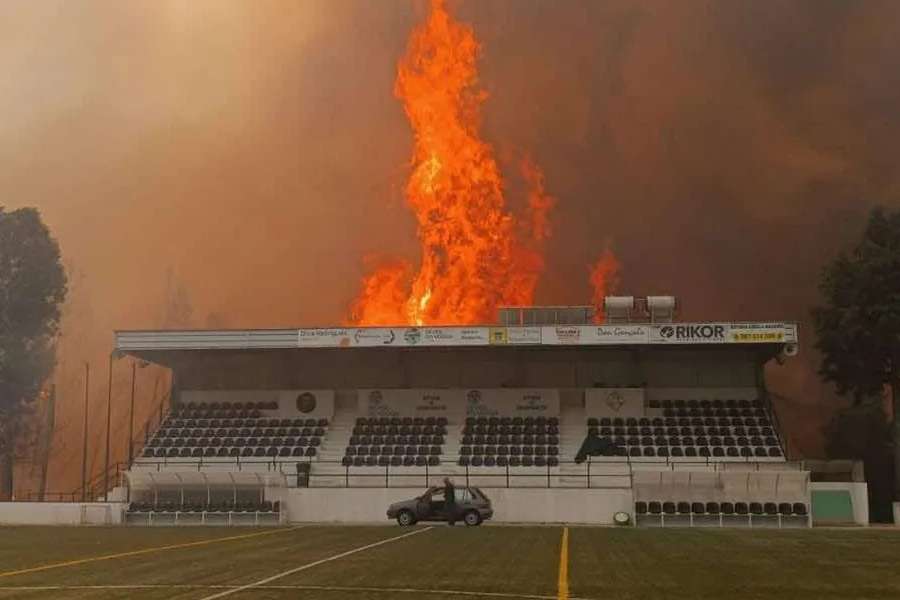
top-left (350, 0), bottom-right (553, 326)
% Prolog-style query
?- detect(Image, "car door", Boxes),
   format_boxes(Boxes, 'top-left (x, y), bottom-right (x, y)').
top-left (416, 488), bottom-right (438, 520)
top-left (429, 488), bottom-right (447, 520)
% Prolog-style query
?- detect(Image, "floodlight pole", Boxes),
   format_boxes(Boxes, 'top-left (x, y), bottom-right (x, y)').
top-left (127, 360), bottom-right (136, 466)
top-left (81, 362), bottom-right (90, 502)
top-left (103, 352), bottom-right (114, 502)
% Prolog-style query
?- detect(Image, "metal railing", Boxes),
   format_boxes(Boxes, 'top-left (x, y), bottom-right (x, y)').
top-left (307, 460), bottom-right (635, 489)
top-left (126, 457), bottom-right (799, 490)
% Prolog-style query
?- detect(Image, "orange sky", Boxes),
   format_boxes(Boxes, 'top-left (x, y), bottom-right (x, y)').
top-left (3, 0), bottom-right (900, 492)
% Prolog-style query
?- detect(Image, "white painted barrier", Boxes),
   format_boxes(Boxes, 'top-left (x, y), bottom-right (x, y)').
top-left (281, 487), bottom-right (633, 524)
top-left (810, 482), bottom-right (869, 526)
top-left (0, 502), bottom-right (124, 525)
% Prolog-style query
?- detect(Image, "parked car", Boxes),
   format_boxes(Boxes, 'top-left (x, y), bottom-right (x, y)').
top-left (387, 486), bottom-right (493, 526)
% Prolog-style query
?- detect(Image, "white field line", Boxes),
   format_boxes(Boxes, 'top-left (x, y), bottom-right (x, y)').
top-left (0, 583), bottom-right (595, 599)
top-left (0, 526), bottom-right (304, 579)
top-left (198, 525), bottom-right (434, 599)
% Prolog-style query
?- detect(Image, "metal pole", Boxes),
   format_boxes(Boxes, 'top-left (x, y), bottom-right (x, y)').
top-left (128, 361), bottom-right (136, 466)
top-left (103, 353), bottom-right (113, 501)
top-left (81, 362), bottom-right (90, 502)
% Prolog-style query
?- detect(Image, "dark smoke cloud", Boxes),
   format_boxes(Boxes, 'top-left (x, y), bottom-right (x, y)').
top-left (2, 0), bottom-right (899, 489)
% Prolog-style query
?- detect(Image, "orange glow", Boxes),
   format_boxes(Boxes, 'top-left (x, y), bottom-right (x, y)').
top-left (350, 0), bottom-right (554, 325)
top-left (348, 257), bottom-right (412, 326)
top-left (590, 248), bottom-right (621, 323)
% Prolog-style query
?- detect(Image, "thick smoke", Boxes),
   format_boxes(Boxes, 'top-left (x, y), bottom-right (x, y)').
top-left (2, 0), bottom-right (899, 491)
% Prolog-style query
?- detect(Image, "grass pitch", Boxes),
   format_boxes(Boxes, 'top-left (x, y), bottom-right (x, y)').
top-left (0, 525), bottom-right (897, 599)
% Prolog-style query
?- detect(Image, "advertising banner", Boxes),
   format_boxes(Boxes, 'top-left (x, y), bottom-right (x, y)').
top-left (181, 389), bottom-right (335, 419)
top-left (415, 327), bottom-right (489, 346)
top-left (464, 389), bottom-right (559, 417)
top-left (585, 388), bottom-right (645, 418)
top-left (358, 388), bottom-right (560, 418)
top-left (358, 389), bottom-right (465, 419)
top-left (648, 323), bottom-right (729, 344)
top-left (728, 323), bottom-right (787, 344)
top-left (507, 326), bottom-right (543, 344)
top-left (542, 325), bottom-right (650, 345)
top-left (489, 327), bottom-right (542, 345)
top-left (351, 328), bottom-right (398, 346)
top-left (298, 328), bottom-right (352, 347)
top-left (541, 326), bottom-right (585, 345)
top-left (297, 323), bottom-right (795, 348)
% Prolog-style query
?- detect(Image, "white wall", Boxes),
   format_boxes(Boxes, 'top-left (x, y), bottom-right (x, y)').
top-left (281, 487), bottom-right (633, 524)
top-left (0, 503), bottom-right (124, 525)
top-left (810, 482), bottom-right (869, 526)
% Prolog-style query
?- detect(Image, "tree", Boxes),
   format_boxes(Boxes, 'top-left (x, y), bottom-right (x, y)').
top-left (0, 207), bottom-right (67, 499)
top-left (825, 404), bottom-right (894, 522)
top-left (812, 206), bottom-right (900, 500)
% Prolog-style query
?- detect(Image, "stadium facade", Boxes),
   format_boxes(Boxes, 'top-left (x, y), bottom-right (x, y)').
top-left (104, 313), bottom-right (860, 527)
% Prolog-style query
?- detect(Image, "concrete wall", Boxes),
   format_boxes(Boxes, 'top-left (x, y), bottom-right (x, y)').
top-left (0, 502), bottom-right (124, 525)
top-left (809, 482), bottom-right (869, 526)
top-left (176, 346), bottom-right (764, 391)
top-left (280, 487), bottom-right (634, 525)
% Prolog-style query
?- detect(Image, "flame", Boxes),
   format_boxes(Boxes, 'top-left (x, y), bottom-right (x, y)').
top-left (590, 248), bottom-right (621, 323)
top-left (348, 257), bottom-right (412, 326)
top-left (350, 0), bottom-right (553, 326)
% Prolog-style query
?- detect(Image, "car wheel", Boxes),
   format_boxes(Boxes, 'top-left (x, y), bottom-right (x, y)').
top-left (397, 510), bottom-right (416, 527)
top-left (463, 511), bottom-right (481, 527)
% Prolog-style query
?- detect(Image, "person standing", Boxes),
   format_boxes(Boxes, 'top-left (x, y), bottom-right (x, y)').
top-left (444, 477), bottom-right (457, 526)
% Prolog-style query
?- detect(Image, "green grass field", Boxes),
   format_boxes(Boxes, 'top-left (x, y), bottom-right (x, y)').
top-left (0, 525), bottom-right (898, 599)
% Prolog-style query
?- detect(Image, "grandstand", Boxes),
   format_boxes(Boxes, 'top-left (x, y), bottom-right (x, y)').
top-left (112, 300), bottom-right (831, 527)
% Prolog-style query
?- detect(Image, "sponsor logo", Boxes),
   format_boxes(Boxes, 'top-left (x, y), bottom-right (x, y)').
top-left (508, 327), bottom-right (542, 344)
top-left (596, 326), bottom-right (646, 338)
top-left (729, 323), bottom-right (786, 343)
top-left (354, 328), bottom-right (396, 345)
top-left (593, 325), bottom-right (649, 343)
top-left (367, 390), bottom-right (398, 417)
top-left (459, 328), bottom-right (487, 342)
top-left (657, 324), bottom-right (726, 342)
top-left (554, 327), bottom-right (581, 343)
top-left (416, 394), bottom-right (447, 412)
top-left (295, 392), bottom-right (317, 413)
top-left (403, 328), bottom-right (422, 345)
top-left (515, 394), bottom-right (548, 412)
top-left (604, 390), bottom-right (625, 413)
top-left (731, 331), bottom-right (784, 342)
top-left (489, 328), bottom-right (508, 344)
top-left (466, 389), bottom-right (498, 416)
top-left (298, 328), bottom-right (351, 347)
